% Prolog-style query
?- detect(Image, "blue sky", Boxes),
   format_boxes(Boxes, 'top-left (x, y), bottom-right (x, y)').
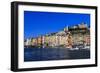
top-left (24, 11), bottom-right (90, 39)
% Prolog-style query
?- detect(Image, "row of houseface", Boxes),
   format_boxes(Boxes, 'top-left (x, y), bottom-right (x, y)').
top-left (24, 23), bottom-right (90, 48)
top-left (24, 31), bottom-right (71, 48)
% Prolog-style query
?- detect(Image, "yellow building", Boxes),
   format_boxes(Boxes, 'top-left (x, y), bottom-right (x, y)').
top-left (36, 36), bottom-right (42, 47)
top-left (31, 38), bottom-right (37, 46)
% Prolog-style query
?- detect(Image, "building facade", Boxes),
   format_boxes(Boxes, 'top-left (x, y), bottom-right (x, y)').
top-left (24, 23), bottom-right (90, 49)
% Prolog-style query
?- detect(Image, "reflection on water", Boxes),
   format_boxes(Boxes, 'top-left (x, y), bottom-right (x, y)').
top-left (24, 48), bottom-right (90, 62)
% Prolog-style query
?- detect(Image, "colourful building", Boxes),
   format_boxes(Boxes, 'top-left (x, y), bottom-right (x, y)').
top-left (24, 22), bottom-right (90, 49)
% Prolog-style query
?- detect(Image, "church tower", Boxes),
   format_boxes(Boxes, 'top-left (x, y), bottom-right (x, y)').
top-left (64, 26), bottom-right (69, 32)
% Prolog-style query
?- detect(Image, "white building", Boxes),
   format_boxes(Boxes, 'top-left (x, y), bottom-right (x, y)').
top-left (24, 38), bottom-right (32, 46)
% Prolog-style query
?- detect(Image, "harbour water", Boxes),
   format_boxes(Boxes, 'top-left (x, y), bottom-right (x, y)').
top-left (24, 48), bottom-right (90, 62)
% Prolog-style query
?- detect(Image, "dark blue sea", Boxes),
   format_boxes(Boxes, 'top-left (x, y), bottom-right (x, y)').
top-left (24, 48), bottom-right (90, 62)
